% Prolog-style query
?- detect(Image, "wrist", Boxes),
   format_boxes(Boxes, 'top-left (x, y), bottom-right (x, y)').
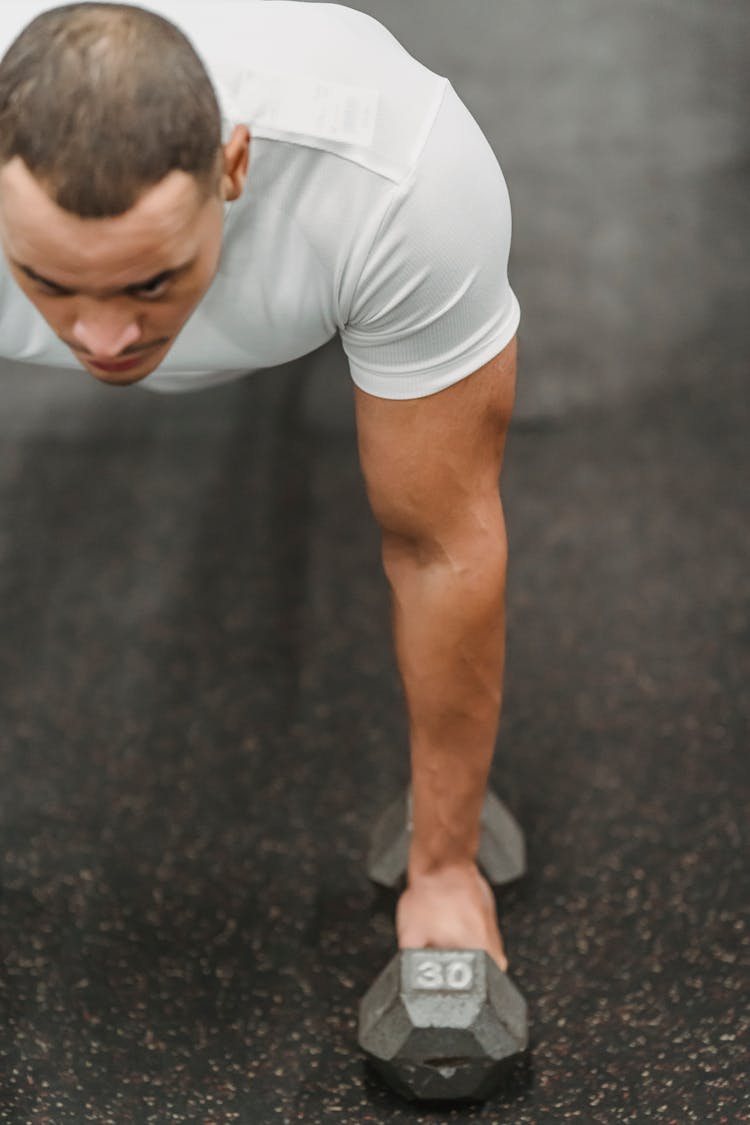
top-left (406, 783), bottom-right (483, 881)
top-left (407, 846), bottom-right (480, 884)
top-left (406, 857), bottom-right (482, 892)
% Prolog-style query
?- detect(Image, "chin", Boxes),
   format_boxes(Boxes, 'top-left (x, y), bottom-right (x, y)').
top-left (91, 370), bottom-right (155, 387)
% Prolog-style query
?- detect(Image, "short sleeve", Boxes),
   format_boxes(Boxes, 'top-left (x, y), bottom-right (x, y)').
top-left (339, 82), bottom-right (520, 400)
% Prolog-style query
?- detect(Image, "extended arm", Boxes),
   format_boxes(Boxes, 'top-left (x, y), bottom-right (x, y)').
top-left (354, 336), bottom-right (517, 964)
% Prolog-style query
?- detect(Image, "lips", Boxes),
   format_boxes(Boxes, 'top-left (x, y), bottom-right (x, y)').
top-left (88, 347), bottom-right (157, 373)
top-left (90, 356), bottom-right (143, 373)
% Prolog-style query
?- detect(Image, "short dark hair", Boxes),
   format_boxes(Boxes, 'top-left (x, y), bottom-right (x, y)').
top-left (0, 2), bottom-right (223, 218)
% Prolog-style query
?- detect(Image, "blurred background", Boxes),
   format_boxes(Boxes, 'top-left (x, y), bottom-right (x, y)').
top-left (0, 1), bottom-right (748, 1122)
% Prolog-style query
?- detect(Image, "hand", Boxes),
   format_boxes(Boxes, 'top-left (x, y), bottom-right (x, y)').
top-left (396, 863), bottom-right (509, 973)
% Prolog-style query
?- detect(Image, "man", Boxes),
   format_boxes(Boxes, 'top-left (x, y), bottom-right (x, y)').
top-left (0, 3), bottom-right (519, 984)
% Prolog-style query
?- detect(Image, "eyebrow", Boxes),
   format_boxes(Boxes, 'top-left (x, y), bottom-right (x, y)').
top-left (12, 258), bottom-right (195, 296)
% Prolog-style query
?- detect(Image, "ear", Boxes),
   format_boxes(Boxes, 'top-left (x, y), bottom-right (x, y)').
top-left (221, 125), bottom-right (251, 202)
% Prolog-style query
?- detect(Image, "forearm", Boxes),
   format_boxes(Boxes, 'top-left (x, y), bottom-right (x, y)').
top-left (383, 511), bottom-right (508, 880)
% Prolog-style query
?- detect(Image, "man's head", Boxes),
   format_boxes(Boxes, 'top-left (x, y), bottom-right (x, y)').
top-left (0, 3), bottom-right (250, 385)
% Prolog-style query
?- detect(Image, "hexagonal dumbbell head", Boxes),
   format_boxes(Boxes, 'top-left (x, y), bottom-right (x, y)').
top-left (358, 949), bottom-right (528, 1102)
top-left (366, 788), bottom-right (526, 889)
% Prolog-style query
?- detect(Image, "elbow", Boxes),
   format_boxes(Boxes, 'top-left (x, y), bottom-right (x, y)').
top-left (381, 506), bottom-right (508, 594)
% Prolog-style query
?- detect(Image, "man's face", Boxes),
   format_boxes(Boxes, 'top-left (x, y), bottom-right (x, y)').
top-left (0, 156), bottom-right (229, 386)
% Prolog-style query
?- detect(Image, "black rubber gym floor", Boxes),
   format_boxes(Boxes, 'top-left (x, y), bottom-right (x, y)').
top-left (0, 323), bottom-right (747, 1123)
top-left (1, 0), bottom-right (748, 1122)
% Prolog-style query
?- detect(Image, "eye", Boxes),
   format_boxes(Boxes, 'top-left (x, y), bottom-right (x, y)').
top-left (132, 275), bottom-right (171, 300)
top-left (35, 280), bottom-right (70, 298)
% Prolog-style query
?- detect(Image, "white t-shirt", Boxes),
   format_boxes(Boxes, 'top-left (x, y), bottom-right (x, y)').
top-left (0, 0), bottom-right (520, 399)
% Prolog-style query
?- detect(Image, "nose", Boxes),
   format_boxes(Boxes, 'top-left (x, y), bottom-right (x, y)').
top-left (71, 303), bottom-right (143, 359)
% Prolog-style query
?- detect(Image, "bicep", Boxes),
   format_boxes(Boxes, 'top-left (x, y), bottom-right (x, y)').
top-left (354, 335), bottom-right (517, 551)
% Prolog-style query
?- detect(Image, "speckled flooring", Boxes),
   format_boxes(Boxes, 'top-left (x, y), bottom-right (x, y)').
top-left (1, 0), bottom-right (749, 1122)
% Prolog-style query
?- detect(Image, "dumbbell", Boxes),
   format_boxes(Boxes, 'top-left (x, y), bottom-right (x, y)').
top-left (358, 948), bottom-right (528, 1102)
top-left (360, 789), bottom-right (529, 1101)
top-left (366, 786), bottom-right (526, 888)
